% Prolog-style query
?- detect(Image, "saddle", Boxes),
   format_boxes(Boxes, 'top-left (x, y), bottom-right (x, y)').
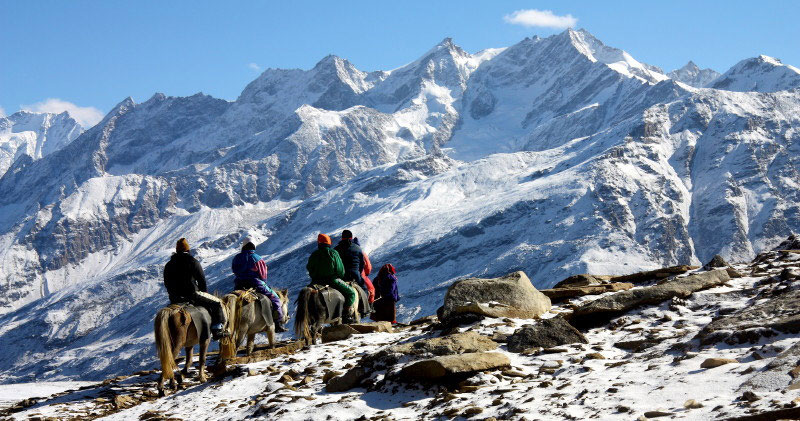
top-left (168, 303), bottom-right (211, 341)
top-left (231, 289), bottom-right (274, 326)
top-left (309, 282), bottom-right (370, 319)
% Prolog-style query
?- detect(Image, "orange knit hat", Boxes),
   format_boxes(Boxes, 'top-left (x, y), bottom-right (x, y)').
top-left (176, 238), bottom-right (190, 252)
top-left (317, 233), bottom-right (331, 245)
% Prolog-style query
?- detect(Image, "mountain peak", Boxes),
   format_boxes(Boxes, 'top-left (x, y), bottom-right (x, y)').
top-left (710, 54), bottom-right (800, 92)
top-left (667, 61), bottom-right (720, 88)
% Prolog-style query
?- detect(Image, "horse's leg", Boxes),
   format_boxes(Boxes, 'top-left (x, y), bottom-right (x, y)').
top-left (171, 343), bottom-right (183, 389)
top-left (198, 338), bottom-right (210, 383)
top-left (182, 346), bottom-right (193, 376)
top-left (246, 333), bottom-right (256, 356)
top-left (157, 373), bottom-right (166, 397)
top-left (266, 328), bottom-right (275, 349)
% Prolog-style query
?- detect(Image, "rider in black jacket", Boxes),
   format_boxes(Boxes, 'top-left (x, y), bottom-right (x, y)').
top-left (163, 238), bottom-right (227, 339)
top-left (334, 230), bottom-right (366, 289)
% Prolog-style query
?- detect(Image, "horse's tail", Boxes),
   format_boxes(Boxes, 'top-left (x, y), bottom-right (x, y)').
top-left (154, 306), bottom-right (179, 379)
top-left (295, 287), bottom-right (313, 344)
top-left (219, 294), bottom-right (239, 359)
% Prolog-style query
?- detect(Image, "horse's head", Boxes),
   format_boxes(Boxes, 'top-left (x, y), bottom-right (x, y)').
top-left (277, 288), bottom-right (291, 324)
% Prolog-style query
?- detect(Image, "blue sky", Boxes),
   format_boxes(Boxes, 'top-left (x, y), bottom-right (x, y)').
top-left (2, 1), bottom-right (798, 126)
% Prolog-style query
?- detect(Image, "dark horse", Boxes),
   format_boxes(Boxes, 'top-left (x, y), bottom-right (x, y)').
top-left (294, 283), bottom-right (363, 345)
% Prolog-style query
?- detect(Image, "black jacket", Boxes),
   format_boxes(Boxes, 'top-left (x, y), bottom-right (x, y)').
top-left (163, 252), bottom-right (207, 303)
top-left (334, 239), bottom-right (365, 282)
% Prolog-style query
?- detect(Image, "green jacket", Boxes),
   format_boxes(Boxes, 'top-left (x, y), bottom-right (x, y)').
top-left (307, 244), bottom-right (345, 282)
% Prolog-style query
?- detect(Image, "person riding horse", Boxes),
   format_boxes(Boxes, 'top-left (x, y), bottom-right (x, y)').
top-left (307, 233), bottom-right (357, 323)
top-left (231, 240), bottom-right (287, 332)
top-left (163, 238), bottom-right (227, 339)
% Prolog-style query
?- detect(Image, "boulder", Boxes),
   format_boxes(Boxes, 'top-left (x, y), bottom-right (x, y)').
top-left (440, 271), bottom-right (551, 321)
top-left (541, 283), bottom-right (634, 302)
top-left (571, 269), bottom-right (730, 328)
top-left (696, 289), bottom-right (800, 345)
top-left (506, 317), bottom-right (587, 353)
top-left (321, 324), bottom-right (359, 343)
top-left (380, 331), bottom-right (498, 359)
top-left (704, 255), bottom-right (730, 270)
top-left (700, 358), bottom-right (738, 368)
top-left (325, 367), bottom-right (367, 392)
top-left (608, 265), bottom-right (698, 285)
top-left (553, 274), bottom-right (611, 288)
top-left (400, 352), bottom-right (511, 379)
top-left (348, 322), bottom-right (393, 334)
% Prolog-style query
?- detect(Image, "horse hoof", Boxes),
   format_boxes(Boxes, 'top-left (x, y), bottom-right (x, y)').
top-left (198, 375), bottom-right (208, 383)
top-left (157, 389), bottom-right (165, 397)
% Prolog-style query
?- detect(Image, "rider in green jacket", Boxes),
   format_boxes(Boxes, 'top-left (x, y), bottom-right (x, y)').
top-left (307, 233), bottom-right (357, 323)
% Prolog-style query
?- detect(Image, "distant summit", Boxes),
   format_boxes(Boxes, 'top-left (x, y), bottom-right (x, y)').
top-left (667, 61), bottom-right (721, 87)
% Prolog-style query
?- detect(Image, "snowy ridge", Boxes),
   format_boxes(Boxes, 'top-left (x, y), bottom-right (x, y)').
top-left (0, 29), bottom-right (799, 383)
top-left (667, 61), bottom-right (721, 88)
top-left (710, 55), bottom-right (800, 92)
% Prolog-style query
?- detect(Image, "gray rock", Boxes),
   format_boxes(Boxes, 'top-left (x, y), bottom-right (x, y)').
top-left (740, 341), bottom-right (800, 392)
top-left (399, 352), bottom-right (510, 379)
top-left (608, 265), bottom-right (698, 285)
top-left (440, 271), bottom-right (551, 321)
top-left (325, 367), bottom-right (367, 392)
top-left (321, 324), bottom-right (359, 343)
top-left (507, 316), bottom-right (587, 352)
top-left (697, 289), bottom-right (800, 345)
top-left (379, 331), bottom-right (498, 359)
top-left (704, 254), bottom-right (730, 269)
top-left (348, 322), bottom-right (393, 334)
top-left (541, 282), bottom-right (633, 303)
top-left (572, 269), bottom-right (730, 327)
top-left (553, 274), bottom-right (610, 288)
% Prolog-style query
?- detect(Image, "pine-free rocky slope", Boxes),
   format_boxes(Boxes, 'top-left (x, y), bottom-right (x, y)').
top-left (3, 244), bottom-right (800, 420)
top-left (0, 28), bottom-right (798, 384)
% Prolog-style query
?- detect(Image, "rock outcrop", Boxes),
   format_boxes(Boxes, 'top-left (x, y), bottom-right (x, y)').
top-left (400, 352), bottom-right (511, 379)
top-left (607, 265), bottom-right (698, 285)
top-left (540, 283), bottom-right (633, 302)
top-left (696, 289), bottom-right (800, 345)
top-left (507, 317), bottom-right (587, 352)
top-left (440, 271), bottom-right (551, 321)
top-left (571, 269), bottom-right (730, 327)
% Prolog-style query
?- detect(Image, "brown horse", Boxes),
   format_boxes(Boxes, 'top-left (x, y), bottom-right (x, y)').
top-left (153, 302), bottom-right (230, 396)
top-left (221, 289), bottom-right (290, 356)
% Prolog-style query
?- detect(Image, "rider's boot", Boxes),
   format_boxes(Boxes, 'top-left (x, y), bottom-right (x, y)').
top-left (342, 306), bottom-right (355, 324)
top-left (211, 323), bottom-right (227, 340)
top-left (273, 310), bottom-right (287, 333)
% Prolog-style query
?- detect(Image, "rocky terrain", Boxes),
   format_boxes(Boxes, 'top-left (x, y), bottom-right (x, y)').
top-left (3, 236), bottom-right (799, 420)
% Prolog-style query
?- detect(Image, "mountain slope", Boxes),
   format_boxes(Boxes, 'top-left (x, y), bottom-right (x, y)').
top-left (0, 29), bottom-right (798, 382)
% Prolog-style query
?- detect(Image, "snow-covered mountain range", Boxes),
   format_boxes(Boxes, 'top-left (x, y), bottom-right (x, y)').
top-left (0, 28), bottom-right (798, 382)
top-left (0, 111), bottom-right (83, 178)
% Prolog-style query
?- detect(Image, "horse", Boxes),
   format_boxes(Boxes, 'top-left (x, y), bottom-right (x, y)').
top-left (153, 301), bottom-right (230, 396)
top-left (294, 281), bottom-right (364, 345)
top-left (220, 289), bottom-right (290, 356)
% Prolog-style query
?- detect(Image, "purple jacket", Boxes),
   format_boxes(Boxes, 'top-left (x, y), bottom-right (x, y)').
top-left (375, 273), bottom-right (399, 302)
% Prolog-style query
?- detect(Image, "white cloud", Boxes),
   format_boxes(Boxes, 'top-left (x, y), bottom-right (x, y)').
top-left (0, 106), bottom-right (5, 118)
top-left (20, 98), bottom-right (104, 128)
top-left (248, 62), bottom-right (261, 72)
top-left (504, 9), bottom-right (577, 29)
